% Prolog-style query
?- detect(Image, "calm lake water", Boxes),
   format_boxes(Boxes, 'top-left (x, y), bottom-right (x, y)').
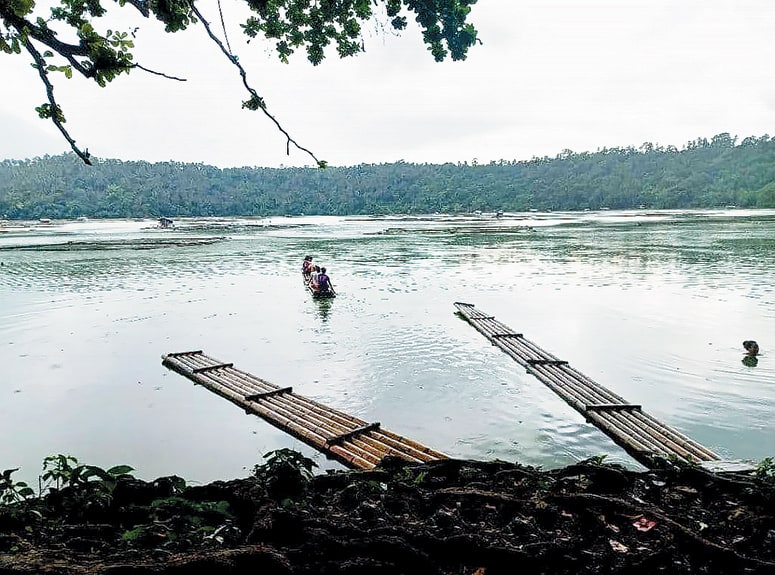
top-left (1, 210), bottom-right (773, 485)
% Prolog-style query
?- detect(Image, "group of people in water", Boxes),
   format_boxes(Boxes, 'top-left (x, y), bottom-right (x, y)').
top-left (302, 255), bottom-right (335, 296)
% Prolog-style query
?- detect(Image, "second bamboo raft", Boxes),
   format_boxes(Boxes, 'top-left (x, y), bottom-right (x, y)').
top-left (162, 351), bottom-right (448, 470)
top-left (454, 302), bottom-right (722, 468)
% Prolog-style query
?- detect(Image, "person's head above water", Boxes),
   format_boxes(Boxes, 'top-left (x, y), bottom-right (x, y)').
top-left (743, 340), bottom-right (759, 356)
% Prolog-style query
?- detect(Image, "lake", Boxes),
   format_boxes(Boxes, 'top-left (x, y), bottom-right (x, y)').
top-left (1, 210), bottom-right (773, 485)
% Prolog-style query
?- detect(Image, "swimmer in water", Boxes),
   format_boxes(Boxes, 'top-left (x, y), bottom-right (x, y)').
top-left (743, 340), bottom-right (759, 356)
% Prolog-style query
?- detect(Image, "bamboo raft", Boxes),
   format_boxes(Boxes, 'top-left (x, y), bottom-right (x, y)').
top-left (454, 302), bottom-right (722, 468)
top-left (161, 351), bottom-right (447, 470)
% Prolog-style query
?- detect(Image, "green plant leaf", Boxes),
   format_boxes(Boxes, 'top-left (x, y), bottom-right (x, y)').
top-left (107, 465), bottom-right (135, 476)
top-left (17, 486), bottom-right (35, 498)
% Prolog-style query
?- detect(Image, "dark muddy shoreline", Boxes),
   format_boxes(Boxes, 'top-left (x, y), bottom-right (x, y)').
top-left (2, 454), bottom-right (774, 574)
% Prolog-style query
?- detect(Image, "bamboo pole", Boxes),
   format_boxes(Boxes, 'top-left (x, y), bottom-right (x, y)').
top-left (266, 395), bottom-right (435, 461)
top-left (242, 377), bottom-right (448, 459)
top-left (268, 392), bottom-right (367, 429)
top-left (559, 367), bottom-right (714, 460)
top-left (182, 357), bottom-right (441, 462)
top-left (272, 390), bottom-right (447, 459)
top-left (206, 370), bottom-right (281, 402)
top-left (590, 410), bottom-right (686, 459)
top-left (162, 352), bottom-right (447, 469)
top-left (239, 397), bottom-right (382, 466)
top-left (632, 411), bottom-right (720, 460)
top-left (454, 304), bottom-right (720, 465)
top-left (263, 396), bottom-right (415, 461)
top-left (532, 372), bottom-right (674, 458)
top-left (585, 412), bottom-right (668, 457)
top-left (534, 363), bottom-right (712, 461)
top-left (347, 436), bottom-right (426, 463)
top-left (163, 354), bottom-right (377, 463)
top-left (265, 404), bottom-right (352, 441)
top-left (250, 404), bottom-right (377, 469)
top-left (535, 365), bottom-right (626, 412)
top-left (221, 366), bottom-right (294, 395)
top-left (266, 393), bottom-right (444, 462)
top-left (533, 361), bottom-right (700, 460)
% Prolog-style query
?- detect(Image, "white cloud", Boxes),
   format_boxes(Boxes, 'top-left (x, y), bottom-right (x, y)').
top-left (1, 0), bottom-right (774, 167)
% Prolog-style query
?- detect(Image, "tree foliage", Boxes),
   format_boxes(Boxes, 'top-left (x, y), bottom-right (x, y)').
top-left (2, 134), bottom-right (774, 219)
top-left (0, 0), bottom-right (479, 165)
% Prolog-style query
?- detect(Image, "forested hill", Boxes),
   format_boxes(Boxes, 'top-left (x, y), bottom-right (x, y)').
top-left (2, 134), bottom-right (774, 219)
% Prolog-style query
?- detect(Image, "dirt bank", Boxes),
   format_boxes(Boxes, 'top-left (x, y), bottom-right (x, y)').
top-left (2, 453), bottom-right (774, 574)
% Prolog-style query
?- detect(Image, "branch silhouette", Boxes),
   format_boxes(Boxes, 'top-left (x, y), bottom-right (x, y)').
top-left (188, 1), bottom-right (326, 168)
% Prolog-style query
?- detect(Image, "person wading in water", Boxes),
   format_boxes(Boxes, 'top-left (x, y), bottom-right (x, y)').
top-left (315, 267), bottom-right (334, 296)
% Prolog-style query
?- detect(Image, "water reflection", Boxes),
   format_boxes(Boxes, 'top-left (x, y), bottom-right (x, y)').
top-left (313, 297), bottom-right (334, 322)
top-left (1, 210), bottom-right (774, 485)
top-left (742, 356), bottom-right (759, 368)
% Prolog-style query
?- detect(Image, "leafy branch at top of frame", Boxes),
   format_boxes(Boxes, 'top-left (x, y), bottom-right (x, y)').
top-left (0, 0), bottom-right (479, 167)
top-left (0, 0), bottom-right (175, 164)
top-left (241, 0), bottom-right (478, 65)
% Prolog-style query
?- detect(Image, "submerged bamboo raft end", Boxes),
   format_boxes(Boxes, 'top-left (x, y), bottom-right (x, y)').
top-left (161, 351), bottom-right (448, 471)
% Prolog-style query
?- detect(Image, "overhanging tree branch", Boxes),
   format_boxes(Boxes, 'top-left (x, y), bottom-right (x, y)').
top-left (217, 0), bottom-right (233, 54)
top-left (189, 1), bottom-right (326, 168)
top-left (22, 35), bottom-right (92, 165)
top-left (131, 63), bottom-right (187, 81)
top-left (2, 9), bottom-right (92, 76)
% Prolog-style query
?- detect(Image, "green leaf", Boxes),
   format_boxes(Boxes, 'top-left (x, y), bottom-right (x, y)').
top-left (81, 465), bottom-right (112, 482)
top-left (35, 104), bottom-right (52, 119)
top-left (107, 465), bottom-right (135, 476)
top-left (1, 468), bottom-right (19, 481)
top-left (9, 0), bottom-right (35, 18)
top-left (17, 486), bottom-right (35, 498)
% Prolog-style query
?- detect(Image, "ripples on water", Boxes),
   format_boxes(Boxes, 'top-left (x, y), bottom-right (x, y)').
top-left (1, 210), bottom-right (773, 484)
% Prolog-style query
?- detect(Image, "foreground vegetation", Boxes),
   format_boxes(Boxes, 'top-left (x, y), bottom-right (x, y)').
top-left (1, 133), bottom-right (774, 220)
top-left (2, 452), bottom-right (775, 574)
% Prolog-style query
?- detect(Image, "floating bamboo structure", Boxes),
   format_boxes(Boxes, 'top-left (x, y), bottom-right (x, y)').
top-left (454, 302), bottom-right (721, 468)
top-left (162, 351), bottom-right (448, 470)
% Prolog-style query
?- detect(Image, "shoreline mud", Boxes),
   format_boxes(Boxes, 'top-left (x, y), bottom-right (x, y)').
top-left (2, 452), bottom-right (774, 574)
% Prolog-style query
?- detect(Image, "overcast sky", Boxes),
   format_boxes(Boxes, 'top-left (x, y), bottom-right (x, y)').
top-left (2, 0), bottom-right (774, 168)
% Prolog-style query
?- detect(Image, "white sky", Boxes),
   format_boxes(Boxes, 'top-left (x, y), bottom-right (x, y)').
top-left (1, 0), bottom-right (774, 168)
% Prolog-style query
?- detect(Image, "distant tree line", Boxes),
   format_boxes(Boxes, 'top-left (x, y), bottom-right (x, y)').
top-left (1, 133), bottom-right (774, 220)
